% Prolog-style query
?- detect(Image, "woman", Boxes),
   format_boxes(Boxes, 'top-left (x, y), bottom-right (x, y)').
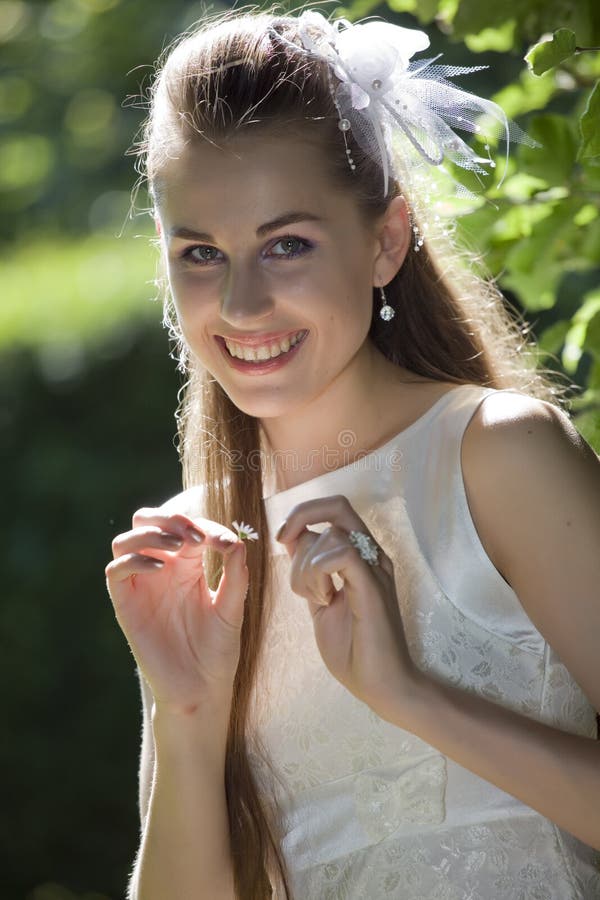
top-left (106, 7), bottom-right (600, 899)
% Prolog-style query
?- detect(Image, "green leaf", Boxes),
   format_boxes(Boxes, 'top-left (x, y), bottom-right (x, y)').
top-left (464, 20), bottom-right (516, 53)
top-left (562, 289), bottom-right (600, 371)
top-left (451, 0), bottom-right (595, 46)
top-left (578, 218), bottom-right (600, 264)
top-left (589, 360), bottom-right (600, 391)
top-left (455, 203), bottom-right (502, 248)
top-left (385, 0), bottom-right (418, 13)
top-left (585, 307), bottom-right (600, 359)
top-left (499, 173), bottom-right (550, 202)
top-left (502, 266), bottom-right (563, 311)
top-left (492, 70), bottom-right (557, 120)
top-left (386, 0), bottom-right (439, 21)
top-left (582, 156), bottom-right (600, 191)
top-left (573, 407), bottom-right (600, 454)
top-left (574, 203), bottom-right (599, 226)
top-left (518, 114), bottom-right (578, 185)
top-left (505, 200), bottom-right (583, 272)
top-left (501, 199), bottom-right (587, 311)
top-left (537, 320), bottom-right (570, 356)
top-left (525, 29), bottom-right (577, 77)
top-left (338, 0), bottom-right (384, 21)
top-left (578, 81), bottom-right (600, 161)
top-left (412, 0), bottom-right (442, 24)
top-left (451, 0), bottom-right (514, 41)
top-left (437, 0), bottom-right (458, 26)
top-left (490, 203), bottom-right (554, 244)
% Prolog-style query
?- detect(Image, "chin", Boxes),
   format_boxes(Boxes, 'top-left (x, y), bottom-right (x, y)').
top-left (219, 385), bottom-right (306, 421)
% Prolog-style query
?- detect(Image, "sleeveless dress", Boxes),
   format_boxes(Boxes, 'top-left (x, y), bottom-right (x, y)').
top-left (240, 384), bottom-right (600, 899)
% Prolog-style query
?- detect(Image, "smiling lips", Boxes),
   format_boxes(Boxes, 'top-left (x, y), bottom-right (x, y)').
top-left (215, 329), bottom-right (309, 373)
top-left (223, 329), bottom-right (307, 361)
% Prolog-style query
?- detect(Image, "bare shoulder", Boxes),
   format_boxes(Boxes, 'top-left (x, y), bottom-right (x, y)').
top-left (461, 390), bottom-right (599, 575)
top-left (462, 389), bottom-right (598, 476)
top-left (465, 388), bottom-right (580, 438)
top-left (460, 388), bottom-right (600, 710)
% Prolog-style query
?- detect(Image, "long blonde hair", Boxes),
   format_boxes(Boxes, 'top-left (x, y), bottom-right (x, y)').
top-left (132, 6), bottom-right (572, 897)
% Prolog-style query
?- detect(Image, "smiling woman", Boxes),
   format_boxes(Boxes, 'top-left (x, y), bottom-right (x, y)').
top-left (154, 133), bottom-right (402, 423)
top-left (105, 5), bottom-right (600, 900)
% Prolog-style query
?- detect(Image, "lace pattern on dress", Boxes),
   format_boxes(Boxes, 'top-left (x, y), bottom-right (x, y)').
top-left (249, 492), bottom-right (600, 899)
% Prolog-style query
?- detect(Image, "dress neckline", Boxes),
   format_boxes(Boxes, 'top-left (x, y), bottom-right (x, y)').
top-left (263, 382), bottom-right (481, 504)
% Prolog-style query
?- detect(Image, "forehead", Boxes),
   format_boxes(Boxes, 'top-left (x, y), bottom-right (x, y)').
top-left (154, 134), bottom-right (359, 230)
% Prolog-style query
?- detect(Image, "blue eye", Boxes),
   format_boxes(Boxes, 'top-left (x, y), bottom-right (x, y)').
top-left (270, 236), bottom-right (312, 259)
top-left (180, 234), bottom-right (312, 266)
top-left (182, 245), bottom-right (222, 265)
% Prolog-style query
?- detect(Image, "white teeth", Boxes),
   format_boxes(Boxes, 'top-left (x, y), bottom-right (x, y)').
top-left (224, 330), bottom-right (305, 361)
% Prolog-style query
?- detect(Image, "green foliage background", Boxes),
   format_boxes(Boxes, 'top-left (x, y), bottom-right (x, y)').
top-left (1, 0), bottom-right (598, 896)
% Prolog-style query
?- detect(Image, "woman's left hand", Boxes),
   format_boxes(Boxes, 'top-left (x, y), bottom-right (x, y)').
top-left (276, 494), bottom-right (423, 726)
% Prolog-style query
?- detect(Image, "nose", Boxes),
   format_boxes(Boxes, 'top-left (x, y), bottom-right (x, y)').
top-left (219, 266), bottom-right (275, 326)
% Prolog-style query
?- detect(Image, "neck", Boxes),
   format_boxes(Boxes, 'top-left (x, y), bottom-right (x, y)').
top-left (260, 341), bottom-right (411, 492)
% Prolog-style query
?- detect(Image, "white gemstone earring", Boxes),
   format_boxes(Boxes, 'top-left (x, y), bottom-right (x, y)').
top-left (379, 282), bottom-right (395, 321)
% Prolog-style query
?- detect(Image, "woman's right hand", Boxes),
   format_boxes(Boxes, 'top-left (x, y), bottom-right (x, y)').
top-left (105, 506), bottom-right (249, 717)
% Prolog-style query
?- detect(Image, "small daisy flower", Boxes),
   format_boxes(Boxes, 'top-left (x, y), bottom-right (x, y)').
top-left (231, 520), bottom-right (259, 542)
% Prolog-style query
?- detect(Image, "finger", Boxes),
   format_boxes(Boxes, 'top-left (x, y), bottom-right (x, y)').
top-left (306, 582), bottom-right (336, 611)
top-left (290, 532), bottom-right (340, 610)
top-left (308, 543), bottom-right (385, 621)
top-left (131, 510), bottom-right (238, 549)
top-left (297, 526), bottom-right (344, 605)
top-left (111, 526), bottom-right (185, 560)
top-left (278, 495), bottom-right (394, 576)
top-left (276, 495), bottom-right (361, 542)
top-left (211, 541), bottom-right (249, 630)
top-left (105, 552), bottom-right (164, 585)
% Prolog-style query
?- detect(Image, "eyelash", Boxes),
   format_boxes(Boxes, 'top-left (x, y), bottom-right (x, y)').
top-left (180, 234), bottom-right (313, 266)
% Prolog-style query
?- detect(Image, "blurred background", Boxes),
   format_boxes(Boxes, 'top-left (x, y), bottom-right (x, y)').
top-left (1, 0), bottom-right (598, 897)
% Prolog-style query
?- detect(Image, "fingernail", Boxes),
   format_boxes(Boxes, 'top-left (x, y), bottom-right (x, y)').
top-left (160, 532), bottom-right (184, 547)
top-left (274, 519), bottom-right (287, 541)
top-left (187, 526), bottom-right (205, 544)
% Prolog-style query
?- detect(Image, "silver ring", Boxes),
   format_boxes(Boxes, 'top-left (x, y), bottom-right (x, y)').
top-left (348, 530), bottom-right (379, 566)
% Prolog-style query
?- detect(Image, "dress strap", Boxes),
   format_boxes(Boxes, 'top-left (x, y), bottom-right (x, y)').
top-left (404, 384), bottom-right (546, 655)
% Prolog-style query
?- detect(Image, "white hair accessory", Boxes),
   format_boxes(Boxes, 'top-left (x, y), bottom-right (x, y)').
top-left (270, 10), bottom-right (538, 199)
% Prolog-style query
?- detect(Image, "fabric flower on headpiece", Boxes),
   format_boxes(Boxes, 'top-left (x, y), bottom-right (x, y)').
top-left (327, 19), bottom-right (430, 111)
top-left (272, 10), bottom-right (538, 198)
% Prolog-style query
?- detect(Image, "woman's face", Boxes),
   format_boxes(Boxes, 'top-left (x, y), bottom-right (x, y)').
top-left (155, 134), bottom-right (384, 420)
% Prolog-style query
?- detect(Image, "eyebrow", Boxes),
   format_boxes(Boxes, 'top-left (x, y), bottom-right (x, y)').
top-left (168, 211), bottom-right (326, 242)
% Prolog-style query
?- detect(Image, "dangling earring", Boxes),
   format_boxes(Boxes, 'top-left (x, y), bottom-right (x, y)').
top-left (379, 282), bottom-right (395, 321)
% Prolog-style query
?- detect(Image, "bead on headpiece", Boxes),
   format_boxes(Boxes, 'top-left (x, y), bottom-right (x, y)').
top-left (270, 10), bottom-right (538, 201)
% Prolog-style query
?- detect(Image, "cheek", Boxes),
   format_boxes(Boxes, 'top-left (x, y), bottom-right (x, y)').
top-left (169, 271), bottom-right (212, 316)
top-left (167, 289), bottom-right (210, 350)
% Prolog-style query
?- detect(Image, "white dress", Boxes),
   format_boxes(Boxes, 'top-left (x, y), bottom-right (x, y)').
top-left (240, 384), bottom-right (600, 899)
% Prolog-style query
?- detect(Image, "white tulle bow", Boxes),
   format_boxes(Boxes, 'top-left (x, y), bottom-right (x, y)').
top-left (272, 10), bottom-right (537, 197)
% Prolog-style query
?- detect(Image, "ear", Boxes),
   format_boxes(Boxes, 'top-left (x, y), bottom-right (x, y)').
top-left (371, 195), bottom-right (411, 289)
top-left (153, 214), bottom-right (162, 237)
